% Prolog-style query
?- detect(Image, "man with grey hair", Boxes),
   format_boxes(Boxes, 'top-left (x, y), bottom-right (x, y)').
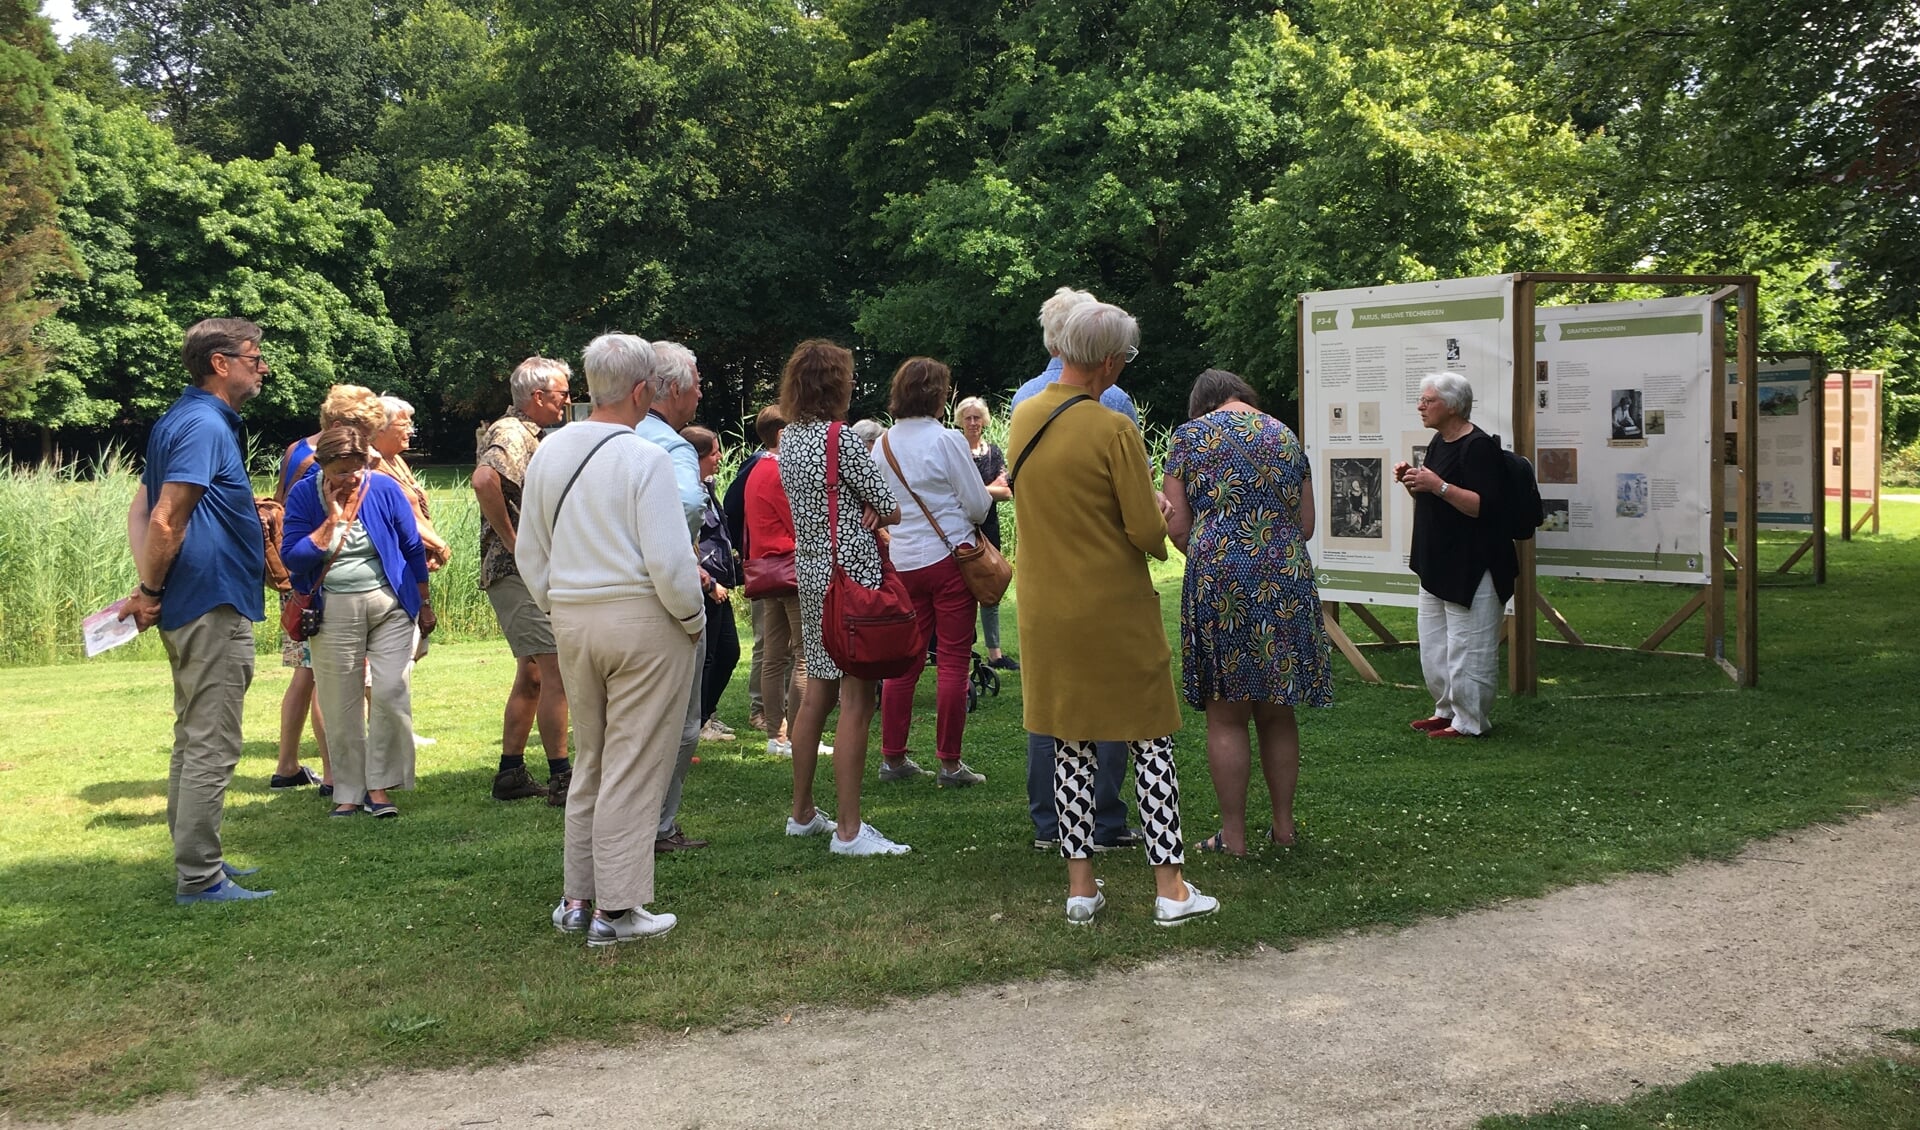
top-left (473, 356), bottom-right (576, 805)
top-left (517, 332), bottom-right (704, 945)
top-left (1009, 287), bottom-right (1144, 855)
top-left (637, 340), bottom-right (710, 852)
top-left (122, 317), bottom-right (273, 902)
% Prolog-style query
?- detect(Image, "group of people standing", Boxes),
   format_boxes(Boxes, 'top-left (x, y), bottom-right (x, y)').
top-left (128, 295), bottom-right (1519, 931)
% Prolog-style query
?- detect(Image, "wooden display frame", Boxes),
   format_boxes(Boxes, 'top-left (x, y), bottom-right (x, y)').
top-left (1827, 370), bottom-right (1883, 540)
top-left (1302, 272), bottom-right (1761, 693)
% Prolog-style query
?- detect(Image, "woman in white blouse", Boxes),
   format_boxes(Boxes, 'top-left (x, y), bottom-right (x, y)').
top-left (873, 358), bottom-right (995, 788)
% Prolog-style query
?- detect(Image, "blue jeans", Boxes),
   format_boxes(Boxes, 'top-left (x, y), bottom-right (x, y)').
top-left (1026, 731), bottom-right (1129, 843)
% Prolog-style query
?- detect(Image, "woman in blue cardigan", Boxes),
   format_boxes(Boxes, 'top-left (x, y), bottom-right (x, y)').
top-left (284, 425), bottom-right (435, 818)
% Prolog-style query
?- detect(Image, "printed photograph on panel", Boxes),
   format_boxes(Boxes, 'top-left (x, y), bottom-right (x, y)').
top-left (1412, 444), bottom-right (1428, 469)
top-left (1616, 472), bottom-right (1649, 518)
top-left (1725, 434), bottom-right (1740, 465)
top-left (1645, 408), bottom-right (1665, 435)
top-left (1329, 403), bottom-right (1350, 435)
top-left (1758, 480), bottom-right (1775, 506)
top-left (1536, 360), bottom-right (1550, 383)
top-left (1540, 499), bottom-right (1570, 532)
top-left (1446, 338), bottom-right (1462, 362)
top-left (1537, 447), bottom-right (1578, 485)
top-left (1609, 389), bottom-right (1646, 446)
top-left (1537, 388), bottom-right (1550, 411)
top-left (1356, 402), bottom-right (1381, 433)
top-left (1759, 386), bottom-right (1801, 416)
top-left (1328, 456), bottom-right (1386, 543)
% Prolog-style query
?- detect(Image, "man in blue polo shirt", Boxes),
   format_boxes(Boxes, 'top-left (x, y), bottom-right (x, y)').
top-left (122, 318), bottom-right (274, 904)
top-left (1009, 287), bottom-right (1144, 854)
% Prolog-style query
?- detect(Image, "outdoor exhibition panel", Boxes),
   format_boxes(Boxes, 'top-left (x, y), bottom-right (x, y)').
top-left (1722, 356), bottom-right (1820, 530)
top-left (1300, 275), bottom-right (1516, 608)
top-left (1825, 370), bottom-right (1882, 538)
top-left (1530, 296), bottom-right (1716, 585)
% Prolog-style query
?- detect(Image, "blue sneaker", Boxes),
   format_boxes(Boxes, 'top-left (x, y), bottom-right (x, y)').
top-left (221, 861), bottom-right (260, 878)
top-left (176, 879), bottom-right (275, 905)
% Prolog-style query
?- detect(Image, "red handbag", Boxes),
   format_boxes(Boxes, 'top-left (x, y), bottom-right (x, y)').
top-left (819, 421), bottom-right (923, 680)
top-left (742, 551), bottom-right (797, 599)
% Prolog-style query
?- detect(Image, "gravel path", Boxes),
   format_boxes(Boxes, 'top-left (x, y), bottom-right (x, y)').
top-left (31, 801), bottom-right (1920, 1130)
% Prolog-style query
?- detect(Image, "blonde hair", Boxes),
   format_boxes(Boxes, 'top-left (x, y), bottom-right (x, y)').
top-left (953, 396), bottom-right (991, 425)
top-left (318, 384), bottom-right (387, 437)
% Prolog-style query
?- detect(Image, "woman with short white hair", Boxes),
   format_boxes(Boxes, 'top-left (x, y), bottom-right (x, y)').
top-left (1007, 301), bottom-right (1216, 927)
top-left (953, 396), bottom-right (1014, 669)
top-left (1393, 372), bottom-right (1517, 739)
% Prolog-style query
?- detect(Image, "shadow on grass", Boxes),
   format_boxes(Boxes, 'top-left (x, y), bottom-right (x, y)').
top-left (77, 778), bottom-right (167, 804)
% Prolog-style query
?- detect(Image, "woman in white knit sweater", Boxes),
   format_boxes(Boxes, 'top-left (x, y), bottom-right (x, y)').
top-left (516, 333), bottom-right (705, 948)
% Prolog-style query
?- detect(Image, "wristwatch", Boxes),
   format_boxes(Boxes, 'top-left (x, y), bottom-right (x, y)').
top-left (1438, 482), bottom-right (1450, 497)
top-left (138, 582), bottom-right (165, 598)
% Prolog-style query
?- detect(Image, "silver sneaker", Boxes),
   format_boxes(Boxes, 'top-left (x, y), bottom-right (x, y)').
top-left (878, 756), bottom-right (925, 781)
top-left (785, 810), bottom-right (837, 837)
top-left (1066, 880), bottom-right (1107, 926)
top-left (936, 761), bottom-right (985, 788)
top-left (829, 822), bottom-right (912, 856)
top-left (551, 898), bottom-right (589, 934)
top-left (1153, 881), bottom-right (1220, 927)
top-left (586, 907), bottom-right (677, 946)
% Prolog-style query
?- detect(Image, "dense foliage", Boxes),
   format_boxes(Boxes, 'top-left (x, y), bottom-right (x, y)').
top-left (0, 0), bottom-right (1913, 448)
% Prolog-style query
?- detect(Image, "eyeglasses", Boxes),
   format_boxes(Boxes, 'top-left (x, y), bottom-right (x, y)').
top-left (217, 350), bottom-right (269, 369)
top-left (1121, 346), bottom-right (1140, 363)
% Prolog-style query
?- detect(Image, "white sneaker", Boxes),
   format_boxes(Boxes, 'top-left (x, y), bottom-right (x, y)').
top-left (413, 733), bottom-right (437, 748)
top-left (551, 898), bottom-right (589, 934)
top-left (699, 718), bottom-right (736, 742)
top-left (1153, 881), bottom-right (1220, 927)
top-left (586, 907), bottom-right (677, 946)
top-left (1066, 879), bottom-right (1106, 926)
top-left (817, 742), bottom-right (835, 757)
top-left (785, 810), bottom-right (836, 837)
top-left (766, 738), bottom-right (793, 757)
top-left (829, 822), bottom-right (911, 857)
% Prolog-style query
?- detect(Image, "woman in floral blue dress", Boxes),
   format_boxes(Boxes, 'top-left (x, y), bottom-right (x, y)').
top-left (1162, 369), bottom-right (1332, 856)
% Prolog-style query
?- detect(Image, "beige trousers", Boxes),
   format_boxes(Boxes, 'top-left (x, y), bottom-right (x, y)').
top-left (311, 587), bottom-right (417, 803)
top-left (161, 606), bottom-right (256, 894)
top-left (553, 597), bottom-right (698, 910)
top-left (756, 595), bottom-right (807, 737)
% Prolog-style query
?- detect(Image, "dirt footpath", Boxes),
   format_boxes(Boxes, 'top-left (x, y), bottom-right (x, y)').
top-left (41, 802), bottom-right (1920, 1130)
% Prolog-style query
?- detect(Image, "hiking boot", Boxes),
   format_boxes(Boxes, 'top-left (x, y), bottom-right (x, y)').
top-left (546, 770), bottom-right (571, 808)
top-left (936, 761), bottom-right (986, 788)
top-left (492, 765), bottom-right (546, 801)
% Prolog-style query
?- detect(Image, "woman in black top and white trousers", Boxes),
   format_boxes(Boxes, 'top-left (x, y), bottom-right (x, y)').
top-left (1394, 372), bottom-right (1517, 740)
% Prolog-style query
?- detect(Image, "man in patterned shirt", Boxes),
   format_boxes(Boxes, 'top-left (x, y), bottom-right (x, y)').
top-left (472, 356), bottom-right (575, 804)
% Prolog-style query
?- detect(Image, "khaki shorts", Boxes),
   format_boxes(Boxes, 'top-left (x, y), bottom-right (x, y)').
top-left (485, 574), bottom-right (556, 658)
top-left (277, 591), bottom-right (311, 669)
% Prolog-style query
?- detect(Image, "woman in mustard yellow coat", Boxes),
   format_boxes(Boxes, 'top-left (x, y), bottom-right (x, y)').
top-left (1007, 300), bottom-right (1218, 929)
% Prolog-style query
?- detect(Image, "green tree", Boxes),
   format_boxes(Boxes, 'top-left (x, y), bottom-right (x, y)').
top-left (24, 93), bottom-right (407, 434)
top-left (0, 0), bottom-right (79, 418)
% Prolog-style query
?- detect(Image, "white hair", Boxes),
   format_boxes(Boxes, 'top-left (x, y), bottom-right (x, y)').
top-left (953, 396), bottom-right (991, 424)
top-left (648, 340), bottom-right (698, 398)
top-left (1038, 286), bottom-right (1097, 354)
top-left (850, 419), bottom-right (884, 450)
top-left (582, 334), bottom-right (659, 407)
top-left (509, 356), bottom-right (572, 409)
top-left (1054, 301), bottom-right (1139, 367)
top-left (1420, 372), bottom-right (1473, 419)
top-left (377, 395), bottom-right (414, 422)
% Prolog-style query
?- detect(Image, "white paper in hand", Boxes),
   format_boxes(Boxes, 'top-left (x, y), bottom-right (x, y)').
top-left (83, 599), bottom-right (139, 658)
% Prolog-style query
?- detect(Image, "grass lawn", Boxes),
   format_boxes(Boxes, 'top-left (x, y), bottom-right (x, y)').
top-left (1480, 1033), bottom-right (1920, 1128)
top-left (2, 502), bottom-right (1918, 1117)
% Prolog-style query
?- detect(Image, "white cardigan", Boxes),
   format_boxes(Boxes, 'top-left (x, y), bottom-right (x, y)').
top-left (875, 418), bottom-right (995, 573)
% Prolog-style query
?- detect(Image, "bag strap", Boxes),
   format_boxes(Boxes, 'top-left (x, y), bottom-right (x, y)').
top-left (275, 440), bottom-right (318, 504)
top-left (549, 430), bottom-right (629, 536)
top-left (1008, 394), bottom-right (1093, 488)
top-left (824, 421), bottom-right (844, 565)
top-left (880, 431), bottom-right (959, 556)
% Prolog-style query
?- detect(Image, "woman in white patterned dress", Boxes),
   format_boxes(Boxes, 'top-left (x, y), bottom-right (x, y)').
top-left (778, 340), bottom-right (910, 857)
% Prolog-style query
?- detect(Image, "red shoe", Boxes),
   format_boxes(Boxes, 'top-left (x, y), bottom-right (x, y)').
top-left (1409, 716), bottom-right (1452, 732)
top-left (1428, 726), bottom-right (1479, 739)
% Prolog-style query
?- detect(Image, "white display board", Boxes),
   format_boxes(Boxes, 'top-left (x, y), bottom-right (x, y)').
top-left (1531, 296), bottom-right (1715, 584)
top-left (1824, 371), bottom-right (1882, 508)
top-left (1721, 356), bottom-right (1819, 529)
top-left (1301, 275), bottom-right (1515, 607)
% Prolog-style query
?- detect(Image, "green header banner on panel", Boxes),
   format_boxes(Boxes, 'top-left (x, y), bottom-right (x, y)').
top-left (1556, 314), bottom-right (1704, 341)
top-left (1348, 296), bottom-right (1505, 329)
top-left (1311, 310), bottom-right (1339, 333)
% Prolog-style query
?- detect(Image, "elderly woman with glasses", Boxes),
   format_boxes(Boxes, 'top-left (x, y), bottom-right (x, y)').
top-left (1393, 372), bottom-right (1517, 740)
top-left (283, 425), bottom-right (433, 818)
top-left (1006, 301), bottom-right (1216, 928)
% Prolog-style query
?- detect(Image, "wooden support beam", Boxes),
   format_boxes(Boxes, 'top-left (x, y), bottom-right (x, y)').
top-left (1322, 610), bottom-right (1381, 684)
top-left (1777, 534), bottom-right (1817, 574)
top-left (1510, 277), bottom-right (1539, 697)
top-left (1852, 506), bottom-right (1875, 536)
top-left (1345, 602), bottom-right (1400, 645)
top-left (1733, 281), bottom-right (1760, 686)
top-left (1640, 590), bottom-right (1707, 652)
top-left (1535, 592), bottom-right (1586, 645)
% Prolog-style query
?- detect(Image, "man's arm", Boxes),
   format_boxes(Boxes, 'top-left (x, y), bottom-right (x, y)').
top-left (470, 465), bottom-right (516, 554)
top-left (122, 482), bottom-right (206, 631)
